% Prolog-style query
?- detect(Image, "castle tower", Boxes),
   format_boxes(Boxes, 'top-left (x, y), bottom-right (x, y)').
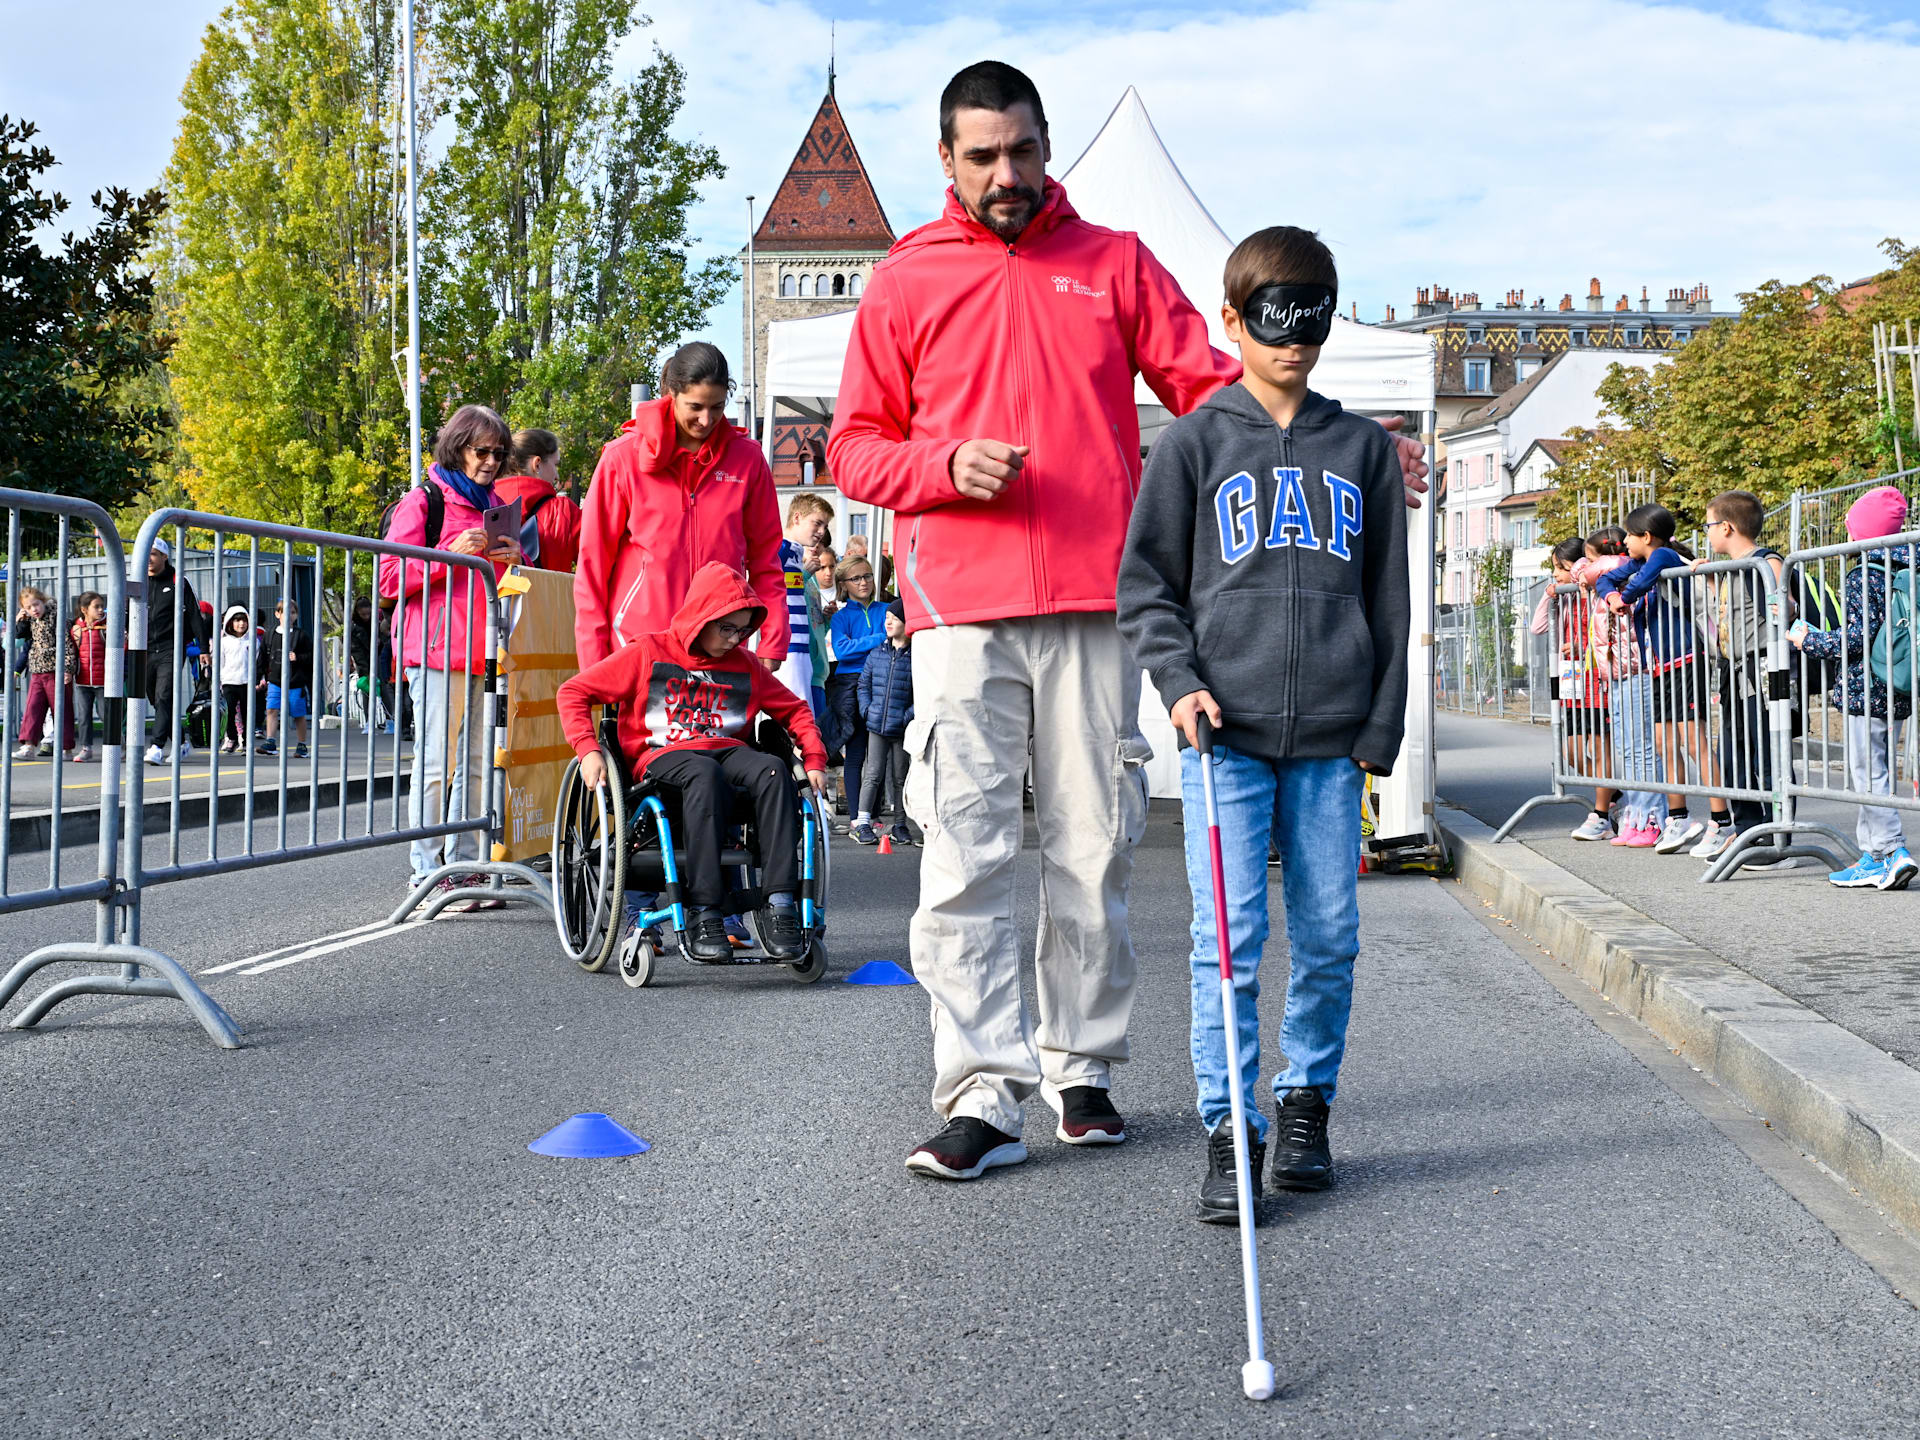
top-left (743, 73), bottom-right (895, 484)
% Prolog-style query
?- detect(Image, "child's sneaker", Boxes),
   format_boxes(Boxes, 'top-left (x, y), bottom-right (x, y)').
top-left (294, 741), bottom-right (309, 759)
top-left (1570, 812), bottom-right (1611, 841)
top-left (1829, 854), bottom-right (1890, 888)
top-left (36, 740), bottom-right (52, 757)
top-left (144, 744), bottom-right (166, 766)
top-left (1199, 1118), bottom-right (1265, 1225)
top-left (887, 822), bottom-right (915, 848)
top-left (904, 1116), bottom-right (1027, 1181)
top-left (1621, 824), bottom-right (1660, 849)
top-left (1878, 847), bottom-right (1919, 892)
top-left (12, 744), bottom-right (35, 760)
top-left (1269, 1087), bottom-right (1333, 1191)
top-left (1654, 816), bottom-right (1703, 854)
top-left (1690, 823), bottom-right (1735, 859)
top-left (255, 738), bottom-right (278, 756)
top-left (850, 821), bottom-right (878, 846)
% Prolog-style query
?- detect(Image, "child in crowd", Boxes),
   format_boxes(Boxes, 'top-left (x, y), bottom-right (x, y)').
top-left (1698, 490), bottom-right (1787, 855)
top-left (1531, 539), bottom-right (1615, 839)
top-left (1789, 485), bottom-right (1918, 890)
top-left (13, 586), bottom-right (75, 760)
top-left (256, 599), bottom-right (312, 759)
top-left (556, 563), bottom-right (829, 962)
top-left (774, 493), bottom-right (834, 708)
top-left (1599, 505), bottom-right (1733, 852)
top-left (826, 555), bottom-right (888, 826)
top-left (1117, 225), bottom-right (1409, 1220)
top-left (853, 598), bottom-right (914, 847)
top-left (216, 605), bottom-right (258, 753)
top-left (1581, 528), bottom-right (1665, 845)
top-left (69, 592), bottom-right (108, 762)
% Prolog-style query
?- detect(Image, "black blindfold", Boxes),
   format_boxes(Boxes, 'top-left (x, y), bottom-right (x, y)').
top-left (1239, 284), bottom-right (1336, 348)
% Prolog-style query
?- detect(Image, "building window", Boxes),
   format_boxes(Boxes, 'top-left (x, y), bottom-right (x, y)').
top-left (1467, 327), bottom-right (1485, 344)
top-left (1624, 327), bottom-right (1642, 345)
top-left (832, 273), bottom-right (846, 296)
top-left (1484, 454), bottom-right (1496, 488)
top-left (1464, 358), bottom-right (1490, 391)
top-left (1450, 512), bottom-right (1463, 550)
top-left (779, 273), bottom-right (796, 298)
top-left (1569, 329), bottom-right (1586, 347)
top-left (1515, 357), bottom-right (1541, 382)
top-left (1518, 328), bottom-right (1536, 345)
top-left (797, 274), bottom-right (813, 297)
top-left (849, 513), bottom-right (868, 537)
top-left (1672, 328), bottom-right (1690, 344)
top-left (848, 273), bottom-right (862, 296)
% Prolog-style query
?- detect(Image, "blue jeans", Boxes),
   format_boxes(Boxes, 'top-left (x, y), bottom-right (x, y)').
top-left (1181, 747), bottom-right (1364, 1139)
top-left (1607, 674), bottom-right (1666, 829)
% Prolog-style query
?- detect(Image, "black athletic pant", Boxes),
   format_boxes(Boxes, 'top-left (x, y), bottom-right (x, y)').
top-left (646, 746), bottom-right (799, 909)
top-left (146, 653), bottom-right (177, 748)
top-left (1717, 661), bottom-right (1772, 832)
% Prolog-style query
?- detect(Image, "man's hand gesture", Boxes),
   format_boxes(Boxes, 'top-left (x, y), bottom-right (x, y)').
top-left (951, 440), bottom-right (1028, 502)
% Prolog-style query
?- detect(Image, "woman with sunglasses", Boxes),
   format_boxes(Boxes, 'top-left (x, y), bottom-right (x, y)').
top-left (574, 342), bottom-right (788, 670)
top-left (378, 403), bottom-right (524, 910)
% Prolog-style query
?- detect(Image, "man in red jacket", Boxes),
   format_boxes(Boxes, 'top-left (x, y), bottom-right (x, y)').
top-left (828, 60), bottom-right (1429, 1183)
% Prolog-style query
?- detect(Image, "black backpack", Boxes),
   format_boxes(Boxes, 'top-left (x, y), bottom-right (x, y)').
top-left (378, 484), bottom-right (446, 550)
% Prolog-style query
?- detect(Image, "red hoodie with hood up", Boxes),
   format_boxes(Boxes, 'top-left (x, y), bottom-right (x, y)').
top-left (573, 396), bottom-right (788, 668)
top-left (826, 178), bottom-right (1239, 634)
top-left (557, 562), bottom-right (827, 779)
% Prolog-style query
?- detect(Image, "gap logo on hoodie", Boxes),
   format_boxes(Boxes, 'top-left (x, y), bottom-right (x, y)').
top-left (645, 664), bottom-right (752, 747)
top-left (1216, 468), bottom-right (1365, 566)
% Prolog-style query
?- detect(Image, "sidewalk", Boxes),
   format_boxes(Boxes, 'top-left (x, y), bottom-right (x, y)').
top-left (1439, 711), bottom-right (1920, 1074)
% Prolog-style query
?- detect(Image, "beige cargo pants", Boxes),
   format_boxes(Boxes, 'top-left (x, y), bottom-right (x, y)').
top-left (903, 613), bottom-right (1152, 1136)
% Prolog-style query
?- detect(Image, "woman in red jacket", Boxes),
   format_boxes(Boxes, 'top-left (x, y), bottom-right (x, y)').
top-left (573, 343), bottom-right (789, 669)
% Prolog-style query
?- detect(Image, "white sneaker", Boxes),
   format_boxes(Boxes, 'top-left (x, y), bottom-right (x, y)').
top-left (1690, 823), bottom-right (1734, 859)
top-left (144, 744), bottom-right (165, 766)
top-left (1654, 816), bottom-right (1704, 854)
top-left (71, 747), bottom-right (90, 763)
top-left (178, 739), bottom-right (193, 759)
top-left (1570, 812), bottom-right (1612, 841)
top-left (11, 744), bottom-right (34, 760)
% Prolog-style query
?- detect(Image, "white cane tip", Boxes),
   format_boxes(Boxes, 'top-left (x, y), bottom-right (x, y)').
top-left (1242, 1359), bottom-right (1276, 1401)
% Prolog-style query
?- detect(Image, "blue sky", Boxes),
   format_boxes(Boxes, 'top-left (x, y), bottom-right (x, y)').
top-left (6, 0), bottom-right (1918, 379)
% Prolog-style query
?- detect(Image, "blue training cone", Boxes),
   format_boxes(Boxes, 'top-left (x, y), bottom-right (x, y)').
top-left (528, 1112), bottom-right (651, 1158)
top-left (845, 960), bottom-right (916, 986)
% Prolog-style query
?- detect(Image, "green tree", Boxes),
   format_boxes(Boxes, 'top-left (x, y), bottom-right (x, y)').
top-left (429, 0), bottom-right (732, 483)
top-left (0, 116), bottom-right (174, 518)
top-left (162, 0), bottom-right (418, 533)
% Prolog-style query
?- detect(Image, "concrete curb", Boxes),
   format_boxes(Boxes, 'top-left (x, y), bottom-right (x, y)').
top-left (1439, 802), bottom-right (1920, 1238)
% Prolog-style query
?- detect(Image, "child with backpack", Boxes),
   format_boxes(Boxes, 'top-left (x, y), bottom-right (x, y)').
top-left (1789, 485), bottom-right (1918, 890)
top-left (852, 598), bottom-right (914, 847)
top-left (69, 591), bottom-right (108, 761)
top-left (1696, 490), bottom-right (1788, 854)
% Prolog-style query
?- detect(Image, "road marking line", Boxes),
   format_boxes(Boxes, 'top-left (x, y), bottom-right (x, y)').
top-left (242, 923), bottom-right (420, 974)
top-left (202, 917), bottom-right (400, 973)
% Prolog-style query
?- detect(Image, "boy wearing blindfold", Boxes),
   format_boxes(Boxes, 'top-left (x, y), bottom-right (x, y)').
top-left (1116, 226), bottom-right (1409, 1222)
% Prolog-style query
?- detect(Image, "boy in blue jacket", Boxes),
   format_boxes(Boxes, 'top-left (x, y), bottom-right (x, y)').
top-left (1117, 226), bottom-right (1409, 1222)
top-left (854, 599), bottom-right (914, 846)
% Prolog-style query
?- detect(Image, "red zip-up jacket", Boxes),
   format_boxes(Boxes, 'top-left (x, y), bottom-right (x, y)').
top-left (557, 562), bottom-right (827, 779)
top-left (493, 473), bottom-right (583, 575)
top-left (573, 397), bottom-right (788, 668)
top-left (69, 616), bottom-right (108, 688)
top-left (826, 179), bottom-right (1239, 634)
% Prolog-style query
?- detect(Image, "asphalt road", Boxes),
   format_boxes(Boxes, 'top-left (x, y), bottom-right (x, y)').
top-left (2, 805), bottom-right (1917, 1437)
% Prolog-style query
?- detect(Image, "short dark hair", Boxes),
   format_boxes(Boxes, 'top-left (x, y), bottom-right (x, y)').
top-left (1551, 537), bottom-right (1588, 568)
top-left (939, 61), bottom-right (1047, 148)
top-left (1223, 226), bottom-right (1338, 315)
top-left (432, 404), bottom-right (511, 472)
top-left (510, 427), bottom-right (558, 472)
top-left (1623, 503), bottom-right (1677, 544)
top-left (661, 341), bottom-right (731, 395)
top-left (1706, 489), bottom-right (1763, 540)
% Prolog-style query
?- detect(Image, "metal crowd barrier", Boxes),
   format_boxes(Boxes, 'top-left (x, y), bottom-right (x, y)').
top-left (1492, 555), bottom-right (1849, 881)
top-left (0, 497), bottom-right (556, 1049)
top-left (0, 488), bottom-right (240, 1045)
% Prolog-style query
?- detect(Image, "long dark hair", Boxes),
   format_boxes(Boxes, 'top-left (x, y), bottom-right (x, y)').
top-left (661, 342), bottom-right (731, 395)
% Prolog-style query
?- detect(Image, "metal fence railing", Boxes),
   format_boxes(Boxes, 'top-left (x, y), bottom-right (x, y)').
top-left (0, 494), bottom-right (555, 1048)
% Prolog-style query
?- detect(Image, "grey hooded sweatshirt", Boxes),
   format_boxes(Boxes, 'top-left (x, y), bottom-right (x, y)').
top-left (1117, 384), bottom-right (1410, 772)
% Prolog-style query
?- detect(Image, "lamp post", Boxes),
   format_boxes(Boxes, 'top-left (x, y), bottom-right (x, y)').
top-left (402, 0), bottom-right (422, 490)
top-left (745, 195), bottom-right (757, 439)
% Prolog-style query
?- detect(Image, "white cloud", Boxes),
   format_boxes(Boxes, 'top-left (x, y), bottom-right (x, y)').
top-left (632, 0), bottom-right (1920, 372)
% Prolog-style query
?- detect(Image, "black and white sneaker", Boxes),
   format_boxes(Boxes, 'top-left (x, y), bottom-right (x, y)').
top-left (1270, 1087), bottom-right (1333, 1191)
top-left (1050, 1084), bottom-right (1127, 1145)
top-left (905, 1117), bottom-right (1027, 1181)
top-left (1199, 1118), bottom-right (1266, 1225)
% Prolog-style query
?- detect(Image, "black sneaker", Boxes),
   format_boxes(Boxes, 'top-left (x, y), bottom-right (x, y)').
top-left (1270, 1087), bottom-right (1333, 1191)
top-left (905, 1116), bottom-right (1027, 1181)
top-left (1052, 1085), bottom-right (1126, 1146)
top-left (758, 904), bottom-right (805, 960)
top-left (1199, 1118), bottom-right (1266, 1225)
top-left (685, 910), bottom-right (732, 963)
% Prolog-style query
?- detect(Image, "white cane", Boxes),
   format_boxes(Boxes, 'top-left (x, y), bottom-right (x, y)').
top-left (1195, 713), bottom-right (1275, 1401)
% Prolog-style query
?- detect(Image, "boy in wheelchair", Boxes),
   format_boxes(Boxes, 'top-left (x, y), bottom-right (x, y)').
top-left (557, 563), bottom-right (829, 962)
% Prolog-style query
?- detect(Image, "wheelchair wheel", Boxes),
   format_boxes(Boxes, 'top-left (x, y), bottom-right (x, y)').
top-left (787, 937), bottom-right (829, 984)
top-left (617, 931), bottom-right (657, 989)
top-left (551, 751), bottom-right (627, 973)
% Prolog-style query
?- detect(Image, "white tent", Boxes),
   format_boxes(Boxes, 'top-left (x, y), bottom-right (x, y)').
top-left (760, 89), bottom-right (1440, 857)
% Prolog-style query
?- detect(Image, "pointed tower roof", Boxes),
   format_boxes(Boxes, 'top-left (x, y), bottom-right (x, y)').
top-left (754, 87), bottom-right (895, 253)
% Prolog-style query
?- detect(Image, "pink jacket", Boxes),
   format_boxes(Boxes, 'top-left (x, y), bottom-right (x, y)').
top-left (376, 471), bottom-right (503, 675)
top-left (573, 397), bottom-right (787, 669)
top-left (826, 180), bottom-right (1239, 633)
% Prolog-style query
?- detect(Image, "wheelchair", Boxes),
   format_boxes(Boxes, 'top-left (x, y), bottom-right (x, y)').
top-left (550, 708), bottom-right (831, 988)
